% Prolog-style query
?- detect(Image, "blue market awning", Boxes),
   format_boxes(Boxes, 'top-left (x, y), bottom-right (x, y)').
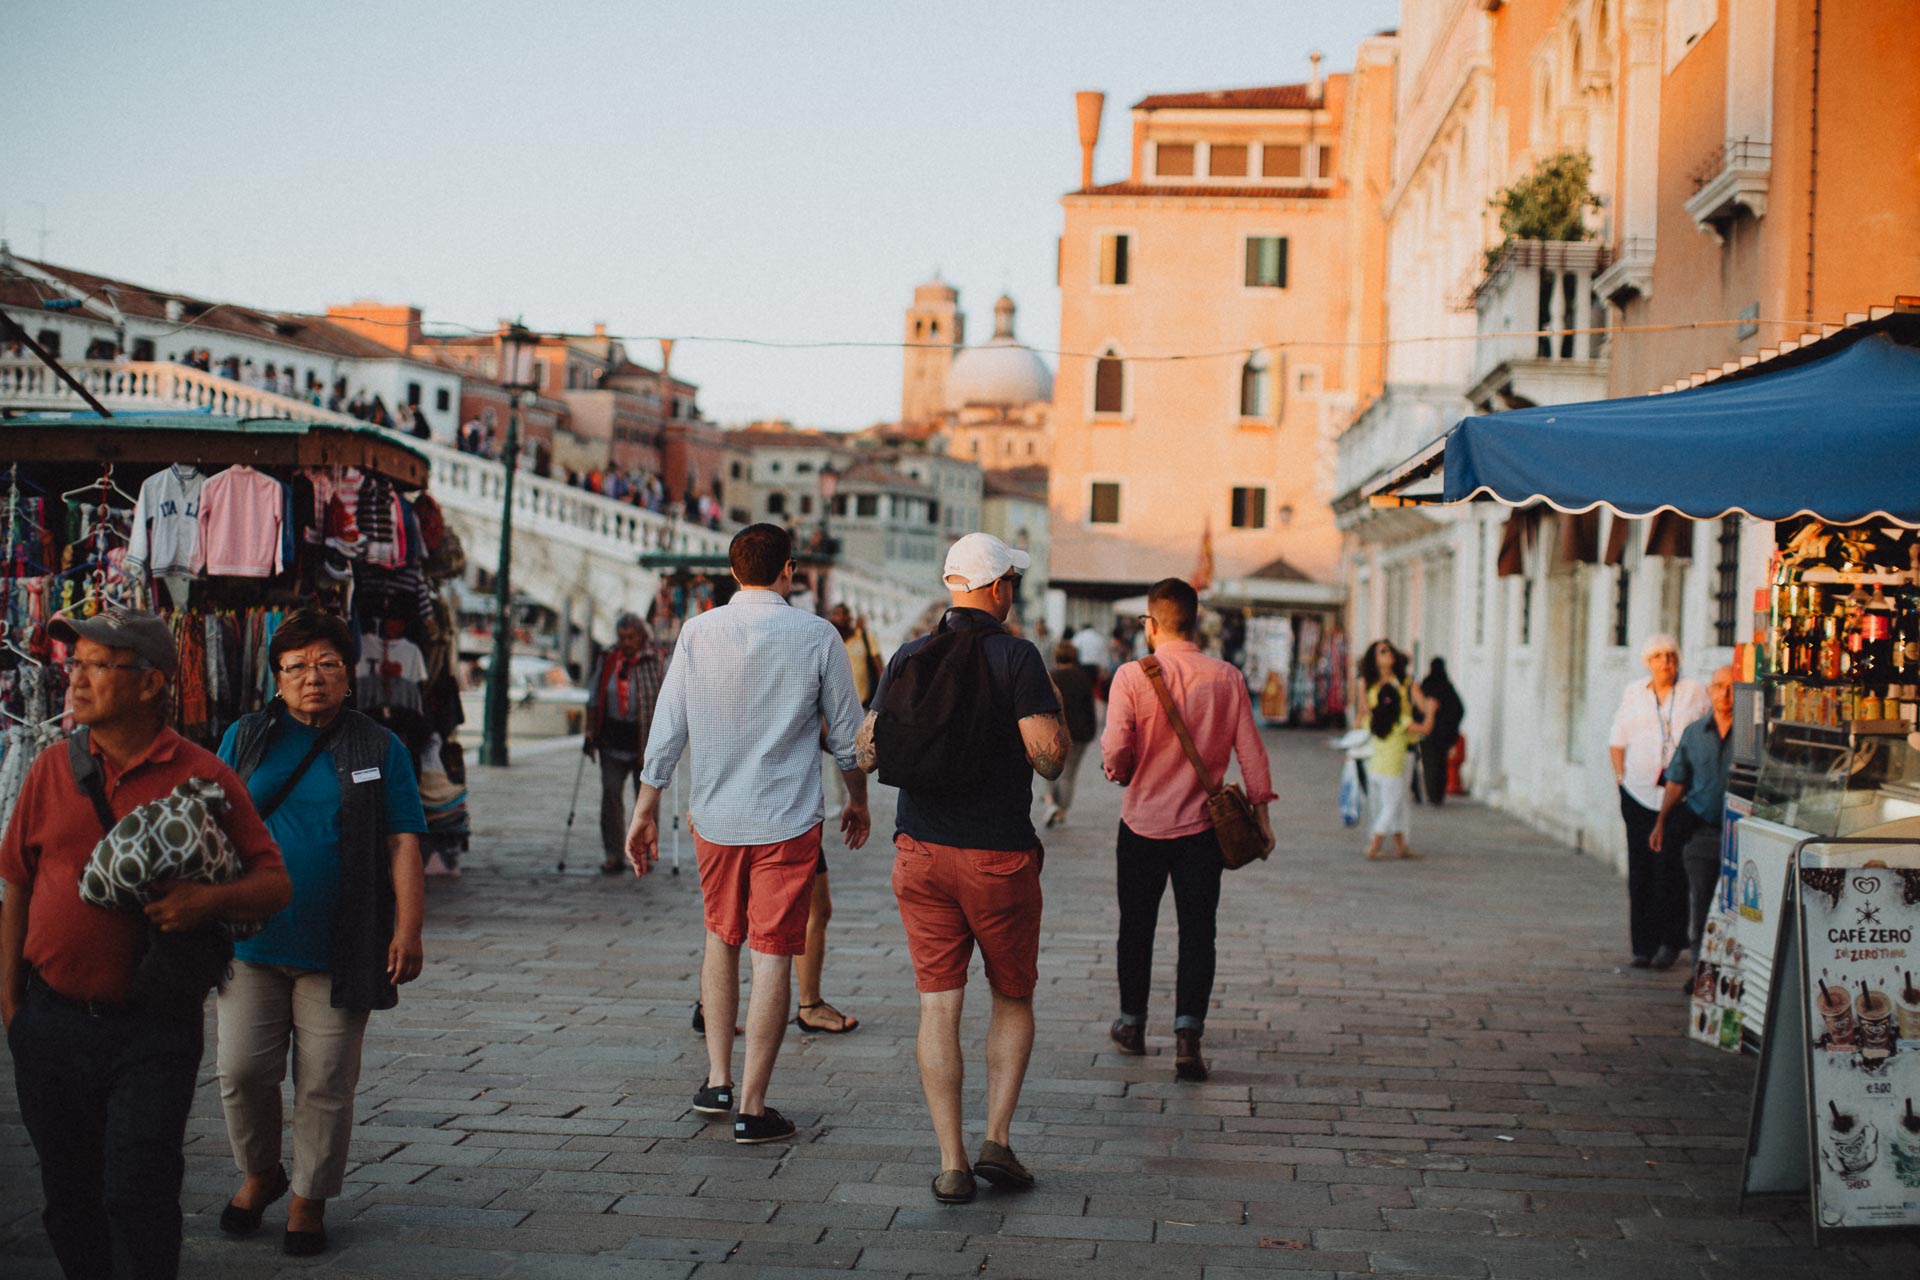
top-left (1370, 313), bottom-right (1920, 527)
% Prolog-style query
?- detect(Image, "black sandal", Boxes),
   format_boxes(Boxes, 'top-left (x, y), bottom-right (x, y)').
top-left (219, 1164), bottom-right (289, 1237)
top-left (795, 1002), bottom-right (859, 1034)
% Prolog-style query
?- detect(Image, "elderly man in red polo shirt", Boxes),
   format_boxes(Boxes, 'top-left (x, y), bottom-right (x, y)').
top-left (1, 607), bottom-right (289, 1280)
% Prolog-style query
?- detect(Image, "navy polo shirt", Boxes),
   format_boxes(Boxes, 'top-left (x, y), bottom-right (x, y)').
top-left (873, 608), bottom-right (1060, 851)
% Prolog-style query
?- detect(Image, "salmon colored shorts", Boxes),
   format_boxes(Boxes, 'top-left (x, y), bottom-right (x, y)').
top-left (693, 823), bottom-right (822, 956)
top-left (892, 834), bottom-right (1043, 998)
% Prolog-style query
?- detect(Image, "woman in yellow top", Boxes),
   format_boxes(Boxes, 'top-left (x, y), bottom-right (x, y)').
top-left (1358, 640), bottom-right (1436, 860)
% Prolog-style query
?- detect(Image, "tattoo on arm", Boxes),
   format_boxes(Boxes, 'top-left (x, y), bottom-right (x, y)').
top-left (1021, 713), bottom-right (1070, 781)
top-left (854, 710), bottom-right (879, 773)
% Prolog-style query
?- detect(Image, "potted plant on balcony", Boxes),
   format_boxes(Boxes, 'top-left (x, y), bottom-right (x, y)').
top-left (1483, 149), bottom-right (1600, 274)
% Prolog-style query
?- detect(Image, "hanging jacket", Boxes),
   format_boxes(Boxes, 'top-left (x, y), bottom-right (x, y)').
top-left (127, 464), bottom-right (205, 577)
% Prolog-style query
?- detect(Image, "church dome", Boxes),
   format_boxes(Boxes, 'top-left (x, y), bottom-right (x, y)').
top-left (944, 295), bottom-right (1053, 411)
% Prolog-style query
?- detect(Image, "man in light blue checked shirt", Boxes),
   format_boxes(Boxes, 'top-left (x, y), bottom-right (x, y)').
top-left (625, 524), bottom-right (871, 1146)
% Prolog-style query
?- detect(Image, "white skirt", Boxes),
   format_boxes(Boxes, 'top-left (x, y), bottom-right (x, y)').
top-left (1370, 772), bottom-right (1409, 837)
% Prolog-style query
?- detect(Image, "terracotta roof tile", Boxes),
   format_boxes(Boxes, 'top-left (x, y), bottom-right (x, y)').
top-left (1134, 82), bottom-right (1322, 111)
top-left (1075, 182), bottom-right (1334, 200)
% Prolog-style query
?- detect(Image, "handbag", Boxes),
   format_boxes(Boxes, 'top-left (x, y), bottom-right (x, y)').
top-left (1137, 656), bottom-right (1273, 870)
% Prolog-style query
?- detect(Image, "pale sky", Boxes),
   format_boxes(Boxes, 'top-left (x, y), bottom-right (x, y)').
top-left (4, 0), bottom-right (1399, 429)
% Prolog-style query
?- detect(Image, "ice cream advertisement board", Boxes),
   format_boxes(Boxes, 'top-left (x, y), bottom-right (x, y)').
top-left (1799, 853), bottom-right (1920, 1231)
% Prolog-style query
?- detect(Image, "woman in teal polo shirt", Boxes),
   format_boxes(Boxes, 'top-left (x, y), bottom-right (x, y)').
top-left (213, 609), bottom-right (427, 1257)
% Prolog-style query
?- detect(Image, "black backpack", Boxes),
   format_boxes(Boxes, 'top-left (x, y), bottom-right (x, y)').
top-left (874, 614), bottom-right (997, 795)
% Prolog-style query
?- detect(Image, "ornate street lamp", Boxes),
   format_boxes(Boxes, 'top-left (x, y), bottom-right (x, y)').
top-left (479, 322), bottom-right (540, 768)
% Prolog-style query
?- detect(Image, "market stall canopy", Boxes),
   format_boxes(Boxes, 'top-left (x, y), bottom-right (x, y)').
top-left (0, 412), bottom-right (429, 488)
top-left (1368, 311), bottom-right (1920, 528)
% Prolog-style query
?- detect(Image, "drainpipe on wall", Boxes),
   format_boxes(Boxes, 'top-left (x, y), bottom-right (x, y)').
top-left (1804, 0), bottom-right (1821, 319)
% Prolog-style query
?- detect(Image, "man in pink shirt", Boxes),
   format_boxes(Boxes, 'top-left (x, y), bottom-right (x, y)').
top-left (1101, 578), bottom-right (1274, 1081)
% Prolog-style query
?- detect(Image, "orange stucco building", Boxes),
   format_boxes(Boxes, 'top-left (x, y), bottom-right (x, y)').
top-left (1600, 0), bottom-right (1920, 394)
top-left (1048, 40), bottom-right (1396, 620)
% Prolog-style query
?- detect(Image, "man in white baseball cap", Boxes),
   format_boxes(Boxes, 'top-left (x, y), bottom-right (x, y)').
top-left (854, 530), bottom-right (1066, 1204)
top-left (941, 532), bottom-right (1030, 593)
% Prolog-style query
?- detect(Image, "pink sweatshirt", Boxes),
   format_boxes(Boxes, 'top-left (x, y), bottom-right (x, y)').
top-left (1101, 640), bottom-right (1276, 839)
top-left (193, 466), bottom-right (284, 577)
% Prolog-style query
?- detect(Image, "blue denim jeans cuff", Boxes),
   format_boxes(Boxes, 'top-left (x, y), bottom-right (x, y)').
top-left (1115, 1012), bottom-right (1144, 1028)
top-left (1172, 1015), bottom-right (1204, 1032)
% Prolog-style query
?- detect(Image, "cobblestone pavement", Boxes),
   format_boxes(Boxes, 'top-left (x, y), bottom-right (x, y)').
top-left (6, 727), bottom-right (1920, 1279)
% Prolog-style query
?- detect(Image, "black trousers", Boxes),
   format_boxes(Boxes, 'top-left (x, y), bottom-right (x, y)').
top-left (1115, 821), bottom-right (1223, 1031)
top-left (1683, 827), bottom-right (1724, 956)
top-left (1420, 735), bottom-right (1455, 806)
top-left (9, 979), bottom-right (203, 1280)
top-left (1620, 790), bottom-right (1692, 959)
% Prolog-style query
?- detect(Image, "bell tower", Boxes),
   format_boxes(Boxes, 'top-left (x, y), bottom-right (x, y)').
top-left (901, 277), bottom-right (964, 426)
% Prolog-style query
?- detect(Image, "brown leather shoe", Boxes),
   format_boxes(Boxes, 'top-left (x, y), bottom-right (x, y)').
top-left (972, 1140), bottom-right (1034, 1189)
top-left (1174, 1028), bottom-right (1209, 1082)
top-left (1109, 1018), bottom-right (1145, 1055)
top-left (932, 1169), bottom-right (976, 1203)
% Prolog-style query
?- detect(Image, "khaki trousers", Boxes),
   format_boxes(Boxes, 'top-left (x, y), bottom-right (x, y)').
top-left (216, 961), bottom-right (370, 1199)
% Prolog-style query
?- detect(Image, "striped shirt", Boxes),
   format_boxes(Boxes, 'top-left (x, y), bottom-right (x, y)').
top-left (640, 588), bottom-right (864, 845)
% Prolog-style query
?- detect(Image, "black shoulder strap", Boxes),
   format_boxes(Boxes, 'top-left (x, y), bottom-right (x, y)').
top-left (255, 717), bottom-right (348, 823)
top-left (67, 728), bottom-right (119, 834)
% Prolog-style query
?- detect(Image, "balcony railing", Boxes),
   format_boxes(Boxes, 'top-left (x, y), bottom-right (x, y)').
top-left (1469, 240), bottom-right (1610, 408)
top-left (1684, 136), bottom-right (1771, 230)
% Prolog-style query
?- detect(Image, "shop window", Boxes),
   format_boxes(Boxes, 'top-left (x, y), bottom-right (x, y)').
top-left (1714, 515), bottom-right (1742, 647)
top-left (1612, 568), bottom-right (1632, 647)
top-left (1098, 233), bottom-right (1130, 286)
top-left (1245, 237), bottom-right (1289, 288)
top-left (1154, 143), bottom-right (1195, 177)
top-left (1093, 349), bottom-right (1125, 415)
top-left (1262, 143), bottom-right (1303, 179)
top-left (1239, 352), bottom-right (1270, 418)
top-left (1089, 482), bottom-right (1121, 525)
top-left (1230, 486), bottom-right (1267, 530)
top-left (1209, 144), bottom-right (1248, 177)
top-left (435, 388), bottom-right (451, 411)
top-left (1315, 143), bottom-right (1337, 180)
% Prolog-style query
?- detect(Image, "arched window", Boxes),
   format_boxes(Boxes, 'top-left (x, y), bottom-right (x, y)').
top-left (1093, 347), bottom-right (1125, 414)
top-left (1240, 351), bottom-right (1270, 418)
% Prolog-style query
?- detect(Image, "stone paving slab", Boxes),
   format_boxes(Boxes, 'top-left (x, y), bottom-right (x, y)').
top-left (5, 726), bottom-right (1920, 1277)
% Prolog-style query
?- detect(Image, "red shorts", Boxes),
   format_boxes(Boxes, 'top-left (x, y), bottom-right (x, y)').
top-left (693, 823), bottom-right (821, 956)
top-left (892, 834), bottom-right (1043, 998)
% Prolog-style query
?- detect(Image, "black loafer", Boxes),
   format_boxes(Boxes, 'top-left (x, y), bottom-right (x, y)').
top-left (693, 1081), bottom-right (735, 1116)
top-left (282, 1226), bottom-right (327, 1257)
top-left (733, 1106), bottom-right (798, 1144)
top-left (219, 1164), bottom-right (289, 1237)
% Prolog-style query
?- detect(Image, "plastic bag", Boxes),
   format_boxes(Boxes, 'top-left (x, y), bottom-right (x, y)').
top-left (1339, 758), bottom-right (1363, 827)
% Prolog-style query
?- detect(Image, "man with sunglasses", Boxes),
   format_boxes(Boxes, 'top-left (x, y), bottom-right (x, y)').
top-left (1, 606), bottom-right (289, 1279)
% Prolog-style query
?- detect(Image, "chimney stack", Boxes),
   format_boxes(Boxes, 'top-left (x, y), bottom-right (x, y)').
top-left (1075, 91), bottom-right (1105, 190)
top-left (659, 338), bottom-right (674, 375)
top-left (1309, 52), bottom-right (1324, 105)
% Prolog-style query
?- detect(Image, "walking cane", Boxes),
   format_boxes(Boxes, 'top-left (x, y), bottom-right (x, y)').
top-left (556, 746), bottom-right (590, 873)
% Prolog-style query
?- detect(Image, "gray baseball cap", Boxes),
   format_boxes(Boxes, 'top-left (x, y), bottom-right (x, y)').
top-left (49, 606), bottom-right (179, 676)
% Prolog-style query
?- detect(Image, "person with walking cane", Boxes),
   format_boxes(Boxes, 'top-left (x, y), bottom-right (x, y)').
top-left (584, 614), bottom-right (667, 875)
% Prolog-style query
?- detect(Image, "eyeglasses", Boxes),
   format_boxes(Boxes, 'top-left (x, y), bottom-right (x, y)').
top-left (62, 658), bottom-right (152, 677)
top-left (277, 659), bottom-right (348, 680)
